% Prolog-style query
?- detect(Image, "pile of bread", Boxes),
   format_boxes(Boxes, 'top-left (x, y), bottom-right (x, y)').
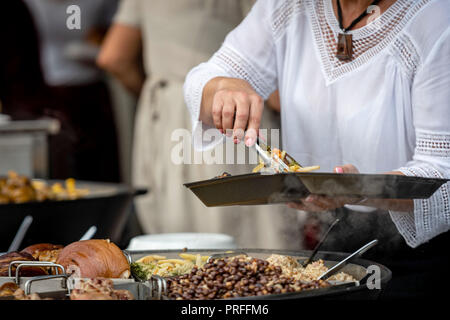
top-left (0, 239), bottom-right (132, 300)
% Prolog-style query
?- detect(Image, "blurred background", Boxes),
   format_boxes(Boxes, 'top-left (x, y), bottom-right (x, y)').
top-left (0, 0), bottom-right (314, 252)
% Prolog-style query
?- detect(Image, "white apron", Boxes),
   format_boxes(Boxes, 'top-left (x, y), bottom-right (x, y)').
top-left (127, 0), bottom-right (304, 249)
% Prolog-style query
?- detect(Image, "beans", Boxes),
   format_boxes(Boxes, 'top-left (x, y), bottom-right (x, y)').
top-left (167, 256), bottom-right (330, 300)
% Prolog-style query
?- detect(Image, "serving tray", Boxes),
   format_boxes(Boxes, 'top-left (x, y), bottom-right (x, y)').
top-left (184, 172), bottom-right (449, 207)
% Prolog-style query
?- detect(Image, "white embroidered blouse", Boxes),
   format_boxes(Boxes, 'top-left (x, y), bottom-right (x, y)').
top-left (184, 0), bottom-right (450, 248)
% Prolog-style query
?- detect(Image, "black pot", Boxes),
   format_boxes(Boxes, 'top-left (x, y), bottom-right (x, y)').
top-left (0, 180), bottom-right (147, 251)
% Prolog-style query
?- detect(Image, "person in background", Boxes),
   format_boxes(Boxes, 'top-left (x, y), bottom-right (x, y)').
top-left (22, 0), bottom-right (121, 182)
top-left (97, 0), bottom-right (304, 249)
top-left (0, 0), bottom-right (46, 120)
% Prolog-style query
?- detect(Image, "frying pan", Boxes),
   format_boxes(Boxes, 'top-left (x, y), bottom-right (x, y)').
top-left (0, 180), bottom-right (147, 251)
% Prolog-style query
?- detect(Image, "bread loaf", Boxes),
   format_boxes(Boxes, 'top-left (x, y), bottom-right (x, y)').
top-left (56, 240), bottom-right (130, 279)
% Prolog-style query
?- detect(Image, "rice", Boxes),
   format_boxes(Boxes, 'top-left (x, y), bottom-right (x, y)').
top-left (266, 254), bottom-right (356, 282)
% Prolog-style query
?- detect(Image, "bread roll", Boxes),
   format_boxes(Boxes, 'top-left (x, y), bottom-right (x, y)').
top-left (56, 240), bottom-right (130, 279)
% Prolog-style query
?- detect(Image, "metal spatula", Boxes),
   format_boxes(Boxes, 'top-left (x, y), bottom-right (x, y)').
top-left (302, 218), bottom-right (340, 267)
top-left (317, 239), bottom-right (378, 280)
top-left (254, 141), bottom-right (291, 173)
top-left (8, 215), bottom-right (33, 252)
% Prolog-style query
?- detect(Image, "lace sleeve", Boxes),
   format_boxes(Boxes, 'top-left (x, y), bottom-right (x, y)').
top-left (184, 0), bottom-right (279, 151)
top-left (390, 28), bottom-right (450, 248)
top-left (391, 140), bottom-right (450, 248)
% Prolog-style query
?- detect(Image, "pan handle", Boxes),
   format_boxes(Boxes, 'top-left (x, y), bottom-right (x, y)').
top-left (148, 275), bottom-right (167, 300)
top-left (317, 239), bottom-right (378, 280)
top-left (9, 261), bottom-right (66, 284)
top-left (24, 274), bottom-right (70, 296)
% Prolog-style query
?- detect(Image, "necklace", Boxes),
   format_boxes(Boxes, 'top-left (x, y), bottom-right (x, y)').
top-left (336, 0), bottom-right (381, 61)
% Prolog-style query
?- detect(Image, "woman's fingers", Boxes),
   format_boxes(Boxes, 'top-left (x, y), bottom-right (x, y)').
top-left (305, 195), bottom-right (337, 210)
top-left (212, 95), bottom-right (223, 132)
top-left (211, 87), bottom-right (263, 144)
top-left (245, 95), bottom-right (263, 146)
top-left (221, 95), bottom-right (236, 136)
top-left (233, 94), bottom-right (250, 141)
top-left (334, 164), bottom-right (359, 174)
top-left (288, 202), bottom-right (308, 211)
top-left (301, 198), bottom-right (328, 212)
top-left (288, 195), bottom-right (351, 212)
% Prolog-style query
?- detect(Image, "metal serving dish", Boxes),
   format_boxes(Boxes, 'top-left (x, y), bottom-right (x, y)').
top-left (185, 172), bottom-right (448, 207)
top-left (0, 180), bottom-right (147, 251)
top-left (127, 249), bottom-right (392, 300)
top-left (0, 258), bottom-right (154, 300)
top-left (0, 276), bottom-right (152, 300)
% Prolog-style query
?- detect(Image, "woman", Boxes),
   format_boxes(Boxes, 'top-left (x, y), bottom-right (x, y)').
top-left (97, 0), bottom-right (302, 249)
top-left (185, 0), bottom-right (450, 298)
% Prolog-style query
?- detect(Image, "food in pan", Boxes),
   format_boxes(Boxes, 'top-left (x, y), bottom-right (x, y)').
top-left (0, 251), bottom-right (48, 277)
top-left (0, 279), bottom-right (134, 301)
top-left (12, 288), bottom-right (46, 300)
top-left (21, 243), bottom-right (63, 264)
top-left (0, 171), bottom-right (89, 204)
top-left (70, 278), bottom-right (134, 300)
top-left (267, 254), bottom-right (356, 282)
top-left (131, 253), bottom-right (209, 279)
top-left (167, 256), bottom-right (330, 300)
top-left (21, 243), bottom-right (64, 275)
top-left (253, 148), bottom-right (320, 173)
top-left (56, 239), bottom-right (131, 279)
top-left (0, 282), bottom-right (20, 297)
top-left (0, 283), bottom-right (48, 300)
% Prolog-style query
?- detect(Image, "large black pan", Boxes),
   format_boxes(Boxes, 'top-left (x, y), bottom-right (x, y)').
top-left (127, 248), bottom-right (392, 300)
top-left (0, 180), bottom-right (147, 252)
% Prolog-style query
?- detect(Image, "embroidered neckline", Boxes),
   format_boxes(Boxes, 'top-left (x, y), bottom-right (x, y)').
top-left (307, 0), bottom-right (430, 85)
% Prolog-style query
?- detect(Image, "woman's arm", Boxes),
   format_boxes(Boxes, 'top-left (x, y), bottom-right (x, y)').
top-left (97, 24), bottom-right (145, 96)
top-left (288, 165), bottom-right (414, 213)
top-left (184, 0), bottom-right (278, 150)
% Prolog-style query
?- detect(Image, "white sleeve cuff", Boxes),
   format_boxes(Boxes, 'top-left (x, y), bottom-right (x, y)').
top-left (389, 164), bottom-right (450, 248)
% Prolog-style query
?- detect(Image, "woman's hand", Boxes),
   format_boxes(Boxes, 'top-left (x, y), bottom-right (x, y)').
top-left (287, 164), bottom-right (415, 212)
top-left (287, 164), bottom-right (363, 212)
top-left (200, 77), bottom-right (264, 146)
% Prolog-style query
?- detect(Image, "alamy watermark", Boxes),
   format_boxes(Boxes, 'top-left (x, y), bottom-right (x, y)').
top-left (366, 5), bottom-right (382, 32)
top-left (66, 5), bottom-right (81, 30)
top-left (170, 127), bottom-right (281, 165)
top-left (366, 265), bottom-right (382, 290)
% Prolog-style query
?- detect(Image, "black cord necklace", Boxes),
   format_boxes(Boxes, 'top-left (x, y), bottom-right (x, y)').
top-left (336, 0), bottom-right (381, 61)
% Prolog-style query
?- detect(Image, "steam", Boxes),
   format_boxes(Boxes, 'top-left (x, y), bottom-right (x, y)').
top-left (264, 174), bottom-right (407, 254)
